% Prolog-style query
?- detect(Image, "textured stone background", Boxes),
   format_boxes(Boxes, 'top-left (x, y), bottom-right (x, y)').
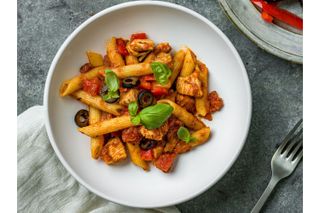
top-left (17, 0), bottom-right (302, 212)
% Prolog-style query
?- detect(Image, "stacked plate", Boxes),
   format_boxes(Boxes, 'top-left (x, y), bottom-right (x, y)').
top-left (219, 0), bottom-right (303, 63)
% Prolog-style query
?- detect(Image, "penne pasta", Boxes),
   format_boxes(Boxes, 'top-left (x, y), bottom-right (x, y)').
top-left (125, 55), bottom-right (139, 65)
top-left (86, 51), bottom-right (104, 67)
top-left (89, 106), bottom-right (101, 124)
top-left (153, 49), bottom-right (185, 89)
top-left (78, 115), bottom-right (134, 137)
top-left (190, 127), bottom-right (211, 148)
top-left (195, 61), bottom-right (209, 116)
top-left (158, 99), bottom-right (205, 130)
top-left (126, 143), bottom-right (149, 171)
top-left (71, 90), bottom-right (124, 116)
top-left (89, 106), bottom-right (104, 159)
top-left (106, 37), bottom-right (125, 67)
top-left (59, 66), bottom-right (106, 97)
top-left (108, 63), bottom-right (153, 79)
top-left (179, 48), bottom-right (196, 77)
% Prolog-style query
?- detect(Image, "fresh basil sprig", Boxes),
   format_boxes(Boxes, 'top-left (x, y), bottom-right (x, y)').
top-left (177, 127), bottom-right (196, 143)
top-left (130, 103), bottom-right (173, 129)
top-left (151, 62), bottom-right (172, 85)
top-left (103, 70), bottom-right (119, 101)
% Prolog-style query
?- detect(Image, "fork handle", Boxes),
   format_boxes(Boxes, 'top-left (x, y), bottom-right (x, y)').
top-left (251, 176), bottom-right (280, 213)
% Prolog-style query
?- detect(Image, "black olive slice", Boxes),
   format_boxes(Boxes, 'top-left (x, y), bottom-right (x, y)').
top-left (139, 139), bottom-right (157, 150)
top-left (74, 109), bottom-right (89, 127)
top-left (122, 77), bottom-right (140, 88)
top-left (138, 90), bottom-right (154, 108)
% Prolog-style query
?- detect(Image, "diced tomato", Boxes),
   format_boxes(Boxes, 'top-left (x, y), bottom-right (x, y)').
top-left (138, 75), bottom-right (155, 90)
top-left (151, 86), bottom-right (168, 96)
top-left (261, 11), bottom-right (273, 23)
top-left (116, 38), bottom-right (129, 56)
top-left (154, 153), bottom-right (177, 173)
top-left (141, 74), bottom-right (155, 82)
top-left (82, 77), bottom-right (103, 96)
top-left (130, 33), bottom-right (147, 40)
top-left (138, 81), bottom-right (152, 90)
top-left (140, 149), bottom-right (153, 161)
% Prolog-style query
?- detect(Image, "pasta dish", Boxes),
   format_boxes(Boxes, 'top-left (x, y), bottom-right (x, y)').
top-left (59, 32), bottom-right (223, 173)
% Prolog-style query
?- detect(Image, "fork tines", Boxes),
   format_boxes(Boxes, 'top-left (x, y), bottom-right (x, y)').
top-left (276, 119), bottom-right (303, 161)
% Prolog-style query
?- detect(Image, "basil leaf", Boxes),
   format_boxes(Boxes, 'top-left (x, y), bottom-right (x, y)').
top-left (151, 62), bottom-right (172, 85)
top-left (103, 91), bottom-right (119, 101)
top-left (131, 115), bottom-right (141, 126)
top-left (139, 103), bottom-right (173, 129)
top-left (177, 126), bottom-right (193, 143)
top-left (128, 101), bottom-right (139, 117)
top-left (105, 69), bottom-right (119, 92)
top-left (103, 70), bottom-right (120, 101)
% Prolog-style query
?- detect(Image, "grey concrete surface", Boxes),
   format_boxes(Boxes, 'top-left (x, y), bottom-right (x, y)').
top-left (17, 0), bottom-right (302, 212)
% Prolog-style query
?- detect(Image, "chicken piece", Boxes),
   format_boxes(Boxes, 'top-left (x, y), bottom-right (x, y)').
top-left (154, 42), bottom-right (172, 55)
top-left (155, 52), bottom-right (173, 66)
top-left (119, 89), bottom-right (139, 106)
top-left (100, 137), bottom-right (127, 165)
top-left (139, 122), bottom-right (169, 141)
top-left (208, 91), bottom-right (224, 113)
top-left (127, 39), bottom-right (154, 56)
top-left (154, 153), bottom-right (177, 173)
top-left (176, 72), bottom-right (203, 97)
top-left (176, 94), bottom-right (196, 114)
top-left (121, 126), bottom-right (142, 145)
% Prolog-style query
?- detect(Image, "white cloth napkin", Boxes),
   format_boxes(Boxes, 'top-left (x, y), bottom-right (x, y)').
top-left (18, 106), bottom-right (180, 213)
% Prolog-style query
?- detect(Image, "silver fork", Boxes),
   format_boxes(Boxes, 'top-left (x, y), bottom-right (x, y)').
top-left (251, 119), bottom-right (303, 213)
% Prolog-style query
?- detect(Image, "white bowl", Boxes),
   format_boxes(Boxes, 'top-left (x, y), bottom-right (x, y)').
top-left (44, 1), bottom-right (252, 208)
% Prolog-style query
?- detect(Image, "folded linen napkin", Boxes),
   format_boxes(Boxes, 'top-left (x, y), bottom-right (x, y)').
top-left (17, 106), bottom-right (180, 213)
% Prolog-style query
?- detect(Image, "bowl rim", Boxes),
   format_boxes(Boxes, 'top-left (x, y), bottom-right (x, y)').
top-left (44, 0), bottom-right (252, 208)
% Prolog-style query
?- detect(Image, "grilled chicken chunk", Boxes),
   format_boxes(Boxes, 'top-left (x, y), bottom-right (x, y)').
top-left (119, 89), bottom-right (139, 106)
top-left (139, 122), bottom-right (169, 141)
top-left (100, 137), bottom-right (127, 164)
top-left (176, 72), bottom-right (203, 97)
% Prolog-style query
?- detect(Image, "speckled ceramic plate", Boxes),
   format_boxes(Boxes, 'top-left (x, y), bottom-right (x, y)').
top-left (218, 0), bottom-right (303, 63)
